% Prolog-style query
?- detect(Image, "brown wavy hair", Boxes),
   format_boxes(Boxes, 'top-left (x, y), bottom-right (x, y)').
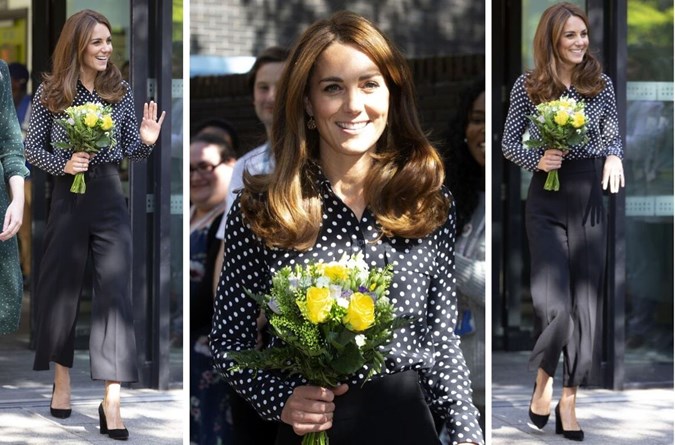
top-left (240, 10), bottom-right (449, 251)
top-left (525, 2), bottom-right (604, 104)
top-left (41, 9), bottom-right (125, 113)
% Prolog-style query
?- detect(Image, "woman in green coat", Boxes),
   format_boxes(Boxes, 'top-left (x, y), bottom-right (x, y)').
top-left (0, 59), bottom-right (29, 335)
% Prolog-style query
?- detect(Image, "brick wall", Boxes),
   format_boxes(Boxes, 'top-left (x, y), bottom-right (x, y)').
top-left (190, 0), bottom-right (484, 58)
top-left (191, 53), bottom-right (485, 155)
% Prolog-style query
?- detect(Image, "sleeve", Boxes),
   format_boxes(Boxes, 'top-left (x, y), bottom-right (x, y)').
top-left (118, 83), bottom-right (154, 161)
top-left (209, 196), bottom-right (299, 421)
top-left (501, 74), bottom-right (545, 172)
top-left (598, 75), bottom-right (623, 159)
top-left (24, 84), bottom-right (69, 176)
top-left (420, 198), bottom-right (484, 445)
top-left (0, 61), bottom-right (29, 182)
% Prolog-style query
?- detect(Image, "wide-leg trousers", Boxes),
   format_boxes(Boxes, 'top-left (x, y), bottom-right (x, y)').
top-left (33, 164), bottom-right (138, 382)
top-left (525, 158), bottom-right (606, 387)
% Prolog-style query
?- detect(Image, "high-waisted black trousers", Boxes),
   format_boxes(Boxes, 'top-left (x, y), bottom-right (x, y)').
top-left (33, 164), bottom-right (138, 382)
top-left (525, 158), bottom-right (606, 387)
top-left (275, 371), bottom-right (440, 445)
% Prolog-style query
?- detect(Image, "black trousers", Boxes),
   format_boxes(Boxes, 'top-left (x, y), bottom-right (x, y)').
top-left (33, 164), bottom-right (138, 382)
top-left (525, 158), bottom-right (606, 387)
top-left (275, 371), bottom-right (440, 445)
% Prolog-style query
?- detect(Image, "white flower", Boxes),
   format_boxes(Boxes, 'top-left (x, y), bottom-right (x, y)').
top-left (336, 296), bottom-right (350, 309)
top-left (355, 334), bottom-right (366, 348)
top-left (328, 284), bottom-right (343, 300)
top-left (315, 276), bottom-right (330, 288)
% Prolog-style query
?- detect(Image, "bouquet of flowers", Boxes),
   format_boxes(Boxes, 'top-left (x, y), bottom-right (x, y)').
top-left (228, 253), bottom-right (411, 445)
top-left (525, 95), bottom-right (589, 191)
top-left (53, 102), bottom-right (116, 194)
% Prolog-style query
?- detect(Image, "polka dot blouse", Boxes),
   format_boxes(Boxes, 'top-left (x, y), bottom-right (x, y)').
top-left (210, 168), bottom-right (484, 445)
top-left (502, 73), bottom-right (623, 171)
top-left (25, 80), bottom-right (153, 175)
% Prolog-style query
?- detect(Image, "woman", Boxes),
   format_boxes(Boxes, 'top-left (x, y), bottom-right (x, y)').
top-left (189, 133), bottom-right (237, 445)
top-left (0, 60), bottom-right (29, 336)
top-left (439, 77), bottom-right (485, 435)
top-left (210, 11), bottom-right (482, 445)
top-left (502, 3), bottom-right (623, 441)
top-left (25, 10), bottom-right (165, 440)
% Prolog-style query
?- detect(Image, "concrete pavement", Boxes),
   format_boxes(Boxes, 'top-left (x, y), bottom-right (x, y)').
top-left (490, 351), bottom-right (674, 444)
top-left (0, 333), bottom-right (183, 445)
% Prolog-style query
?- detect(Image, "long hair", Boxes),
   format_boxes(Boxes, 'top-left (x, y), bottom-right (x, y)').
top-left (241, 10), bottom-right (449, 250)
top-left (41, 9), bottom-right (125, 112)
top-left (525, 2), bottom-right (604, 104)
top-left (443, 76), bottom-right (485, 232)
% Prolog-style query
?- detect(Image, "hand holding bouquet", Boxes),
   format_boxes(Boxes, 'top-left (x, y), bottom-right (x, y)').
top-left (53, 102), bottom-right (116, 193)
top-left (228, 253), bottom-right (411, 445)
top-left (525, 96), bottom-right (589, 191)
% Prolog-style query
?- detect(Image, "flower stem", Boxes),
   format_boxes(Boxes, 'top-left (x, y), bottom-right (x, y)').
top-left (301, 431), bottom-right (328, 445)
top-left (70, 172), bottom-right (87, 194)
top-left (544, 170), bottom-right (560, 191)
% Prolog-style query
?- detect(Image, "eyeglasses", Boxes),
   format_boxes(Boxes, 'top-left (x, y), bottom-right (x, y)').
top-left (189, 161), bottom-right (223, 175)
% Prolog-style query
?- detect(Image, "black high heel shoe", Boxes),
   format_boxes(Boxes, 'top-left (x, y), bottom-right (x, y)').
top-left (528, 382), bottom-right (550, 429)
top-left (50, 384), bottom-right (72, 419)
top-left (555, 403), bottom-right (584, 441)
top-left (99, 402), bottom-right (129, 440)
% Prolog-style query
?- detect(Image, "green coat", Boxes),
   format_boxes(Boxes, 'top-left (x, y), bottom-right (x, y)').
top-left (0, 60), bottom-right (30, 335)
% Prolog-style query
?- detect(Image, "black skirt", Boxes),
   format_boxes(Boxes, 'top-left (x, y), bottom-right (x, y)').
top-left (275, 371), bottom-right (440, 445)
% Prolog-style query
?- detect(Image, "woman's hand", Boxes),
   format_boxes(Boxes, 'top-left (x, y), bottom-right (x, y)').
top-left (64, 152), bottom-right (91, 175)
top-left (536, 149), bottom-right (564, 172)
top-left (139, 101), bottom-right (166, 146)
top-left (280, 384), bottom-right (349, 436)
top-left (602, 155), bottom-right (625, 194)
top-left (0, 176), bottom-right (24, 241)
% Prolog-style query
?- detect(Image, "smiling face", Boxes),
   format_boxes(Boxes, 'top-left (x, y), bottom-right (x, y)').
top-left (465, 91), bottom-right (485, 168)
top-left (305, 42), bottom-right (389, 164)
top-left (189, 141), bottom-right (233, 211)
top-left (80, 23), bottom-right (112, 79)
top-left (556, 15), bottom-right (588, 70)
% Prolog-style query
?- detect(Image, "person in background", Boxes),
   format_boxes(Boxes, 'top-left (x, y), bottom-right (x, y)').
top-left (26, 10), bottom-right (165, 440)
top-left (191, 118), bottom-right (241, 158)
top-left (189, 133), bottom-right (237, 445)
top-left (437, 77), bottom-right (486, 439)
top-left (210, 11), bottom-right (482, 445)
top-left (502, 3), bottom-right (624, 441)
top-left (211, 46), bottom-right (289, 295)
top-left (0, 59), bottom-right (29, 336)
top-left (8, 62), bottom-right (33, 287)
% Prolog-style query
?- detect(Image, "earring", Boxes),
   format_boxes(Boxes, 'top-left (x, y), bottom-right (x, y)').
top-left (307, 117), bottom-right (317, 130)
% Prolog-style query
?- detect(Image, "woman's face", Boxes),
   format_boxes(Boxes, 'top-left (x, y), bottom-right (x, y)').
top-left (305, 42), bottom-right (389, 162)
top-left (81, 23), bottom-right (113, 78)
top-left (556, 15), bottom-right (588, 69)
top-left (189, 142), bottom-right (233, 210)
top-left (465, 91), bottom-right (485, 168)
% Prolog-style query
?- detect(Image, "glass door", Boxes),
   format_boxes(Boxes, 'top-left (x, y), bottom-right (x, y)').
top-left (623, 0), bottom-right (673, 385)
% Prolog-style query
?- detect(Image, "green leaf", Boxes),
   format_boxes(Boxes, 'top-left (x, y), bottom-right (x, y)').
top-left (329, 341), bottom-right (363, 375)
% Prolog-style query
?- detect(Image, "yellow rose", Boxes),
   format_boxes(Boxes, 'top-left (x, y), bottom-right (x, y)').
top-left (322, 263), bottom-right (349, 281)
top-left (343, 292), bottom-right (375, 332)
top-left (554, 110), bottom-right (569, 126)
top-left (101, 115), bottom-right (114, 131)
top-left (305, 287), bottom-right (333, 324)
top-left (84, 113), bottom-right (99, 128)
top-left (571, 112), bottom-right (585, 128)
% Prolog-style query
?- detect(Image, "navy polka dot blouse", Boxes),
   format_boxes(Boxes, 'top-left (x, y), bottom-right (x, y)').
top-left (25, 80), bottom-right (153, 175)
top-left (210, 168), bottom-right (483, 445)
top-left (502, 73), bottom-right (623, 171)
